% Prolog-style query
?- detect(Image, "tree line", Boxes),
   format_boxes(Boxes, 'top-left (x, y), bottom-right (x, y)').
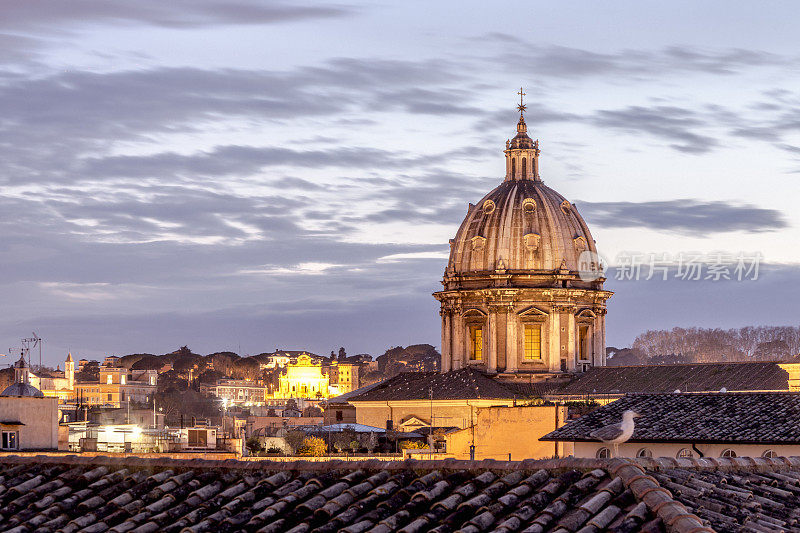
top-left (609, 325), bottom-right (800, 365)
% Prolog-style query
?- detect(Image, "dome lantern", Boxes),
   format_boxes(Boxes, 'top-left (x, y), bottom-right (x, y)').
top-left (505, 88), bottom-right (540, 182)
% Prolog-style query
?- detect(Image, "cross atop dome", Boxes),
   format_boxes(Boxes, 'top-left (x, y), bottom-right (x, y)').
top-left (517, 87), bottom-right (527, 115)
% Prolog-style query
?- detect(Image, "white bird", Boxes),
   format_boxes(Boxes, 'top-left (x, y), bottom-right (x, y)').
top-left (589, 410), bottom-right (641, 457)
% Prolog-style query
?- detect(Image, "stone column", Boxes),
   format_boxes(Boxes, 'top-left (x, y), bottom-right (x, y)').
top-left (599, 311), bottom-right (607, 366)
top-left (549, 311), bottom-right (561, 372)
top-left (591, 313), bottom-right (602, 367)
top-left (505, 307), bottom-right (518, 373)
top-left (486, 309), bottom-right (498, 373)
top-left (441, 309), bottom-right (451, 373)
top-left (566, 311), bottom-right (576, 371)
top-left (452, 313), bottom-right (465, 369)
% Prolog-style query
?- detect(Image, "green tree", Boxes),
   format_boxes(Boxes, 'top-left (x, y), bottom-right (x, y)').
top-left (245, 436), bottom-right (263, 455)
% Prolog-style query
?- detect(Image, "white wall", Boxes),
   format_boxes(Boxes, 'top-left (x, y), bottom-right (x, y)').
top-left (573, 441), bottom-right (800, 459)
top-left (0, 396), bottom-right (59, 450)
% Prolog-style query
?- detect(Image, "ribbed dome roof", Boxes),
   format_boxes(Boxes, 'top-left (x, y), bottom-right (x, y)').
top-left (448, 179), bottom-right (596, 275)
top-left (1, 382), bottom-right (44, 397)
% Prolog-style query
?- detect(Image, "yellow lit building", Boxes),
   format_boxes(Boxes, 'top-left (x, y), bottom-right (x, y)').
top-left (275, 354), bottom-right (329, 399)
top-left (333, 362), bottom-right (360, 395)
top-left (28, 352), bottom-right (75, 402)
top-left (74, 366), bottom-right (157, 407)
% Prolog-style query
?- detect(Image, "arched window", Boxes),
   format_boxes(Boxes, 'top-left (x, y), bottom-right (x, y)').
top-left (522, 157), bottom-right (527, 179)
top-left (636, 448), bottom-right (652, 458)
top-left (511, 158), bottom-right (516, 178)
top-left (720, 449), bottom-right (737, 458)
top-left (676, 448), bottom-right (693, 459)
top-left (762, 449), bottom-right (777, 458)
top-left (596, 447), bottom-right (610, 459)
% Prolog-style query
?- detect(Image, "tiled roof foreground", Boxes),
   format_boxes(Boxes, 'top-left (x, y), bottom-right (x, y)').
top-left (543, 392), bottom-right (800, 443)
top-left (3, 455), bottom-right (800, 532)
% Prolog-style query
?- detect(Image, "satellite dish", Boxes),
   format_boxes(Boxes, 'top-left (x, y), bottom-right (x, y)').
top-left (674, 389), bottom-right (681, 393)
top-left (720, 387), bottom-right (727, 393)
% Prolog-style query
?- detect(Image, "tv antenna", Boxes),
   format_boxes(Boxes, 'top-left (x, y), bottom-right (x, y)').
top-left (21, 333), bottom-right (42, 371)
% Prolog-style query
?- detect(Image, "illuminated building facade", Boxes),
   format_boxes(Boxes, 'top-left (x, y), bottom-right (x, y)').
top-left (275, 354), bottom-right (329, 399)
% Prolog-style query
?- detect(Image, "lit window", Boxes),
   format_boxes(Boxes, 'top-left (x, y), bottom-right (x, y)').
top-left (469, 326), bottom-right (483, 361)
top-left (677, 448), bottom-right (693, 459)
top-left (106, 375), bottom-right (113, 384)
top-left (579, 326), bottom-right (590, 360)
top-left (720, 449), bottom-right (737, 458)
top-left (1, 431), bottom-right (18, 450)
top-left (524, 325), bottom-right (542, 360)
top-left (596, 447), bottom-right (610, 459)
top-left (636, 448), bottom-right (652, 458)
top-left (762, 449), bottom-right (777, 458)
top-left (121, 375), bottom-right (126, 385)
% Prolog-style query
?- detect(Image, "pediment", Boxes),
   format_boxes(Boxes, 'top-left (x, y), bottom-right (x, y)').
top-left (399, 416), bottom-right (430, 428)
top-left (518, 306), bottom-right (549, 317)
top-left (461, 308), bottom-right (487, 318)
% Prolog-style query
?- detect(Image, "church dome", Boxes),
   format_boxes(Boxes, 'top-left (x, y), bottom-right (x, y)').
top-left (1, 382), bottom-right (44, 398)
top-left (448, 179), bottom-right (597, 275)
top-left (444, 105), bottom-right (601, 286)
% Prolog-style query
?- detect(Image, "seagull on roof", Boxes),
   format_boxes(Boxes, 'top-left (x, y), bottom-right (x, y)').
top-left (589, 409), bottom-right (641, 457)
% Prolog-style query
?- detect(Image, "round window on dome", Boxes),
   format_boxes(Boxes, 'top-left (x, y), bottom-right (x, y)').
top-left (482, 200), bottom-right (496, 215)
top-left (522, 198), bottom-right (536, 213)
top-left (560, 200), bottom-right (571, 214)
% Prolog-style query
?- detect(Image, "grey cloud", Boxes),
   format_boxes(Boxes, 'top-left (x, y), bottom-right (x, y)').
top-left (591, 106), bottom-right (718, 153)
top-left (80, 145), bottom-right (438, 180)
top-left (0, 1), bottom-right (353, 32)
top-left (579, 200), bottom-right (788, 235)
top-left (0, 57), bottom-right (482, 186)
top-left (483, 36), bottom-right (788, 78)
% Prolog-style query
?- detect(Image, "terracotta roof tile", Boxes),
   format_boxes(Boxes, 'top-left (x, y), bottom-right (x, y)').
top-left (6, 455), bottom-right (800, 532)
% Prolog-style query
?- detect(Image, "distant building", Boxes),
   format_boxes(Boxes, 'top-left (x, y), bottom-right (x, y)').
top-left (330, 362), bottom-right (360, 396)
top-left (0, 356), bottom-right (59, 451)
top-left (275, 354), bottom-right (329, 399)
top-left (25, 352), bottom-right (75, 401)
top-left (543, 391), bottom-right (800, 459)
top-left (200, 379), bottom-right (267, 405)
top-left (103, 355), bottom-right (121, 367)
top-left (74, 366), bottom-right (157, 408)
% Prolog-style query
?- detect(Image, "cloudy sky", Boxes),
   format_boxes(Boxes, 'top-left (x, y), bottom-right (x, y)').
top-left (1, 1), bottom-right (799, 365)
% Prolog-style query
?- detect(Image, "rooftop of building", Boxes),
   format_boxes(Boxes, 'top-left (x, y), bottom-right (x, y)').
top-left (7, 454), bottom-right (800, 532)
top-left (346, 367), bottom-right (539, 402)
top-left (0, 382), bottom-right (44, 398)
top-left (543, 391), bottom-right (800, 444)
top-left (554, 361), bottom-right (795, 396)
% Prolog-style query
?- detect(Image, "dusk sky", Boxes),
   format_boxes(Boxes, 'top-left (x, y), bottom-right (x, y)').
top-left (2, 1), bottom-right (799, 365)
